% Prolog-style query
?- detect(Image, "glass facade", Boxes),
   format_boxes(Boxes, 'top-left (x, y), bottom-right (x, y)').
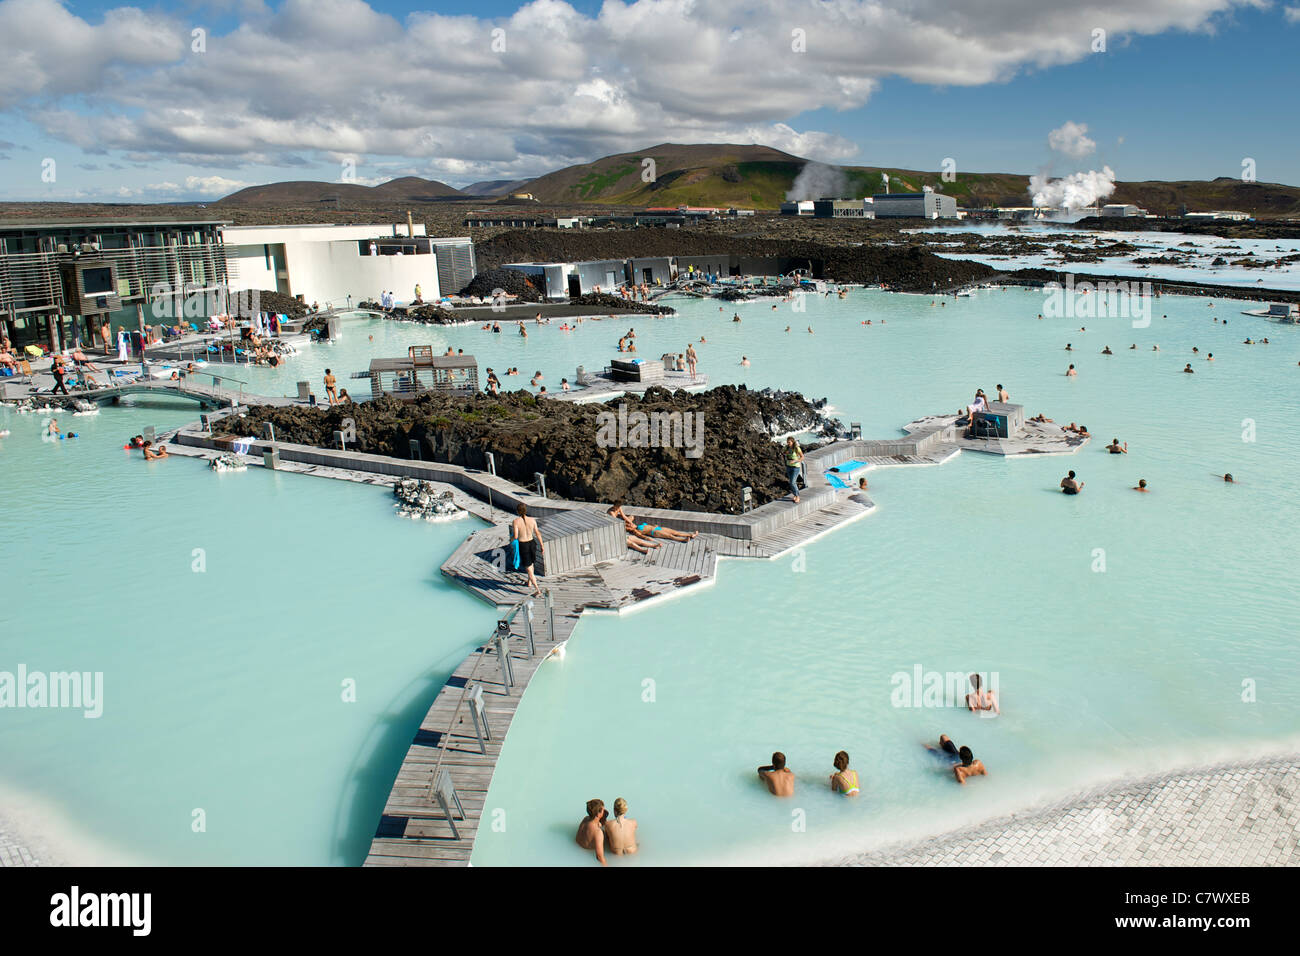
top-left (0, 220), bottom-right (229, 349)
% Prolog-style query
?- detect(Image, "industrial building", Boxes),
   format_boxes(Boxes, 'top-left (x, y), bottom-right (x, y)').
top-left (503, 253), bottom-right (824, 299)
top-left (223, 223), bottom-right (475, 306)
top-left (780, 200), bottom-right (816, 216)
top-left (871, 189), bottom-right (958, 219)
top-left (813, 199), bottom-right (873, 219)
top-left (0, 219), bottom-right (229, 349)
top-left (1100, 204), bottom-right (1148, 218)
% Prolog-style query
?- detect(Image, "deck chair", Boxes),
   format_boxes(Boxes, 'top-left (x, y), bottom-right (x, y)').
top-left (19, 358), bottom-right (33, 384)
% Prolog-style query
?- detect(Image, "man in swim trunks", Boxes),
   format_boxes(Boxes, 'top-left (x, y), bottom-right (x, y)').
top-left (953, 746), bottom-right (988, 785)
top-left (603, 797), bottom-right (638, 855)
top-left (575, 799), bottom-right (608, 866)
top-left (1060, 471), bottom-right (1083, 495)
top-left (511, 503), bottom-right (545, 597)
top-left (758, 751), bottom-right (795, 796)
top-left (924, 735), bottom-right (961, 763)
top-left (830, 751), bottom-right (859, 796)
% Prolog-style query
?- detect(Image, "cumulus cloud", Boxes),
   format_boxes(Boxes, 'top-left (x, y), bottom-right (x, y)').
top-left (1047, 121), bottom-right (1096, 159)
top-left (1286, 6), bottom-right (1300, 23)
top-left (0, 0), bottom-right (1262, 183)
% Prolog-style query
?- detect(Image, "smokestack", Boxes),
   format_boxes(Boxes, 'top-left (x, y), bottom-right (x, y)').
top-left (407, 211), bottom-right (415, 237)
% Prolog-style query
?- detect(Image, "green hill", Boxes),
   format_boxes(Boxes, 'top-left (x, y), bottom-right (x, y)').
top-left (516, 144), bottom-right (1300, 216)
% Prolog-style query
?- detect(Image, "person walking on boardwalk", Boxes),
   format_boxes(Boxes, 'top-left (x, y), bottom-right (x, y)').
top-left (784, 436), bottom-right (804, 504)
top-left (685, 342), bottom-right (698, 381)
top-left (511, 502), bottom-right (545, 598)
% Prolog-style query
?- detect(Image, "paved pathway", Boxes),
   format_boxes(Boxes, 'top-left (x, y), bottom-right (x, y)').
top-left (0, 814), bottom-right (39, 867)
top-left (831, 754), bottom-right (1300, 866)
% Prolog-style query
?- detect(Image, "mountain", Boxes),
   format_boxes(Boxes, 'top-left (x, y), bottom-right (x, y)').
top-left (216, 177), bottom-right (460, 205)
top-left (513, 143), bottom-right (1300, 216)
top-left (1110, 177), bottom-right (1300, 218)
top-left (461, 179), bottom-right (531, 197)
top-left (517, 143), bottom-right (806, 207)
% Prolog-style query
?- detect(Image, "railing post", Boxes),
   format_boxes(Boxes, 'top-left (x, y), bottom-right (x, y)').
top-left (523, 601), bottom-right (536, 658)
top-left (494, 631), bottom-right (514, 691)
top-left (546, 590), bottom-right (555, 645)
top-left (467, 683), bottom-right (489, 754)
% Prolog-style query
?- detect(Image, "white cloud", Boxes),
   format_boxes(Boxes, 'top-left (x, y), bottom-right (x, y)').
top-left (0, 0), bottom-right (1263, 182)
top-left (1048, 121), bottom-right (1097, 159)
top-left (1285, 5), bottom-right (1300, 23)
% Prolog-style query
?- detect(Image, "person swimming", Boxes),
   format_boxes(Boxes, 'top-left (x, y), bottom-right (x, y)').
top-left (924, 735), bottom-right (961, 764)
top-left (953, 746), bottom-right (988, 785)
top-left (830, 750), bottom-right (859, 796)
top-left (1134, 479), bottom-right (1149, 492)
top-left (1106, 438), bottom-right (1127, 454)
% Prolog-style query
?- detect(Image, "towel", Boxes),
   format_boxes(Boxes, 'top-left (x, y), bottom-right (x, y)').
top-left (231, 437), bottom-right (256, 455)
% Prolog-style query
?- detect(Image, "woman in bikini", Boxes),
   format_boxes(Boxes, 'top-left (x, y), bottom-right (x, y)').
top-left (830, 751), bottom-right (860, 796)
top-left (510, 503), bottom-right (545, 597)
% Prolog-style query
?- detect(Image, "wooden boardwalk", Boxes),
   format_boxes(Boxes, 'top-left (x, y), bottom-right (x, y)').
top-left (365, 491), bottom-right (877, 866)
top-left (365, 600), bottom-right (580, 866)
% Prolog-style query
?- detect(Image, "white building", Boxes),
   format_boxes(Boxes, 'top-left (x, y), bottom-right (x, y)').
top-left (1100, 204), bottom-right (1147, 218)
top-left (871, 188), bottom-right (957, 219)
top-left (223, 223), bottom-right (475, 307)
top-left (1185, 210), bottom-right (1252, 221)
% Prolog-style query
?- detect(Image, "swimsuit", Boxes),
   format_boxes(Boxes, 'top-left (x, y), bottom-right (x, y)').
top-left (834, 769), bottom-right (860, 796)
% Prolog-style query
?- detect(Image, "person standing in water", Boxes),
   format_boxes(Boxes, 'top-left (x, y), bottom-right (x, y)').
top-left (603, 798), bottom-right (638, 855)
top-left (511, 502), bottom-right (545, 598)
top-left (575, 799), bottom-right (608, 866)
top-left (830, 751), bottom-right (860, 796)
top-left (685, 343), bottom-right (698, 381)
top-left (324, 368), bottom-right (338, 405)
top-left (784, 436), bottom-right (804, 504)
top-left (758, 752), bottom-right (795, 796)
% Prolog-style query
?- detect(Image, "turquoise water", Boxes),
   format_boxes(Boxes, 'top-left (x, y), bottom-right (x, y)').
top-left (4, 285), bottom-right (1299, 866)
top-left (0, 400), bottom-right (492, 864)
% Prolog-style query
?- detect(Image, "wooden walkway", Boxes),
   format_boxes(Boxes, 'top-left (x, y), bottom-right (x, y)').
top-left (365, 600), bottom-right (580, 866)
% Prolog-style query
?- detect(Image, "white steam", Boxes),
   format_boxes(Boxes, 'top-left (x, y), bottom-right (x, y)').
top-left (786, 162), bottom-right (847, 201)
top-left (1029, 165), bottom-right (1117, 210)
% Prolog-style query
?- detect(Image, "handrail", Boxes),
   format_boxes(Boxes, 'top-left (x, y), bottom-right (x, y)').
top-left (424, 594), bottom-right (546, 800)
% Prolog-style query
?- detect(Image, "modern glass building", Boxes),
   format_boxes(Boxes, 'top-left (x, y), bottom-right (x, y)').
top-left (0, 220), bottom-right (231, 350)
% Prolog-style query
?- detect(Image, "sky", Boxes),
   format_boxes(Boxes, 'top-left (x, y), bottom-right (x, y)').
top-left (0, 0), bottom-right (1298, 202)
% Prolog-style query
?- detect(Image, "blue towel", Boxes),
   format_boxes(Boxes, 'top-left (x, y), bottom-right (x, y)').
top-left (509, 539), bottom-right (520, 571)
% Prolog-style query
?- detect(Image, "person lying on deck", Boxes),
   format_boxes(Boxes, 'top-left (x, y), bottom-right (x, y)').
top-left (608, 502), bottom-right (697, 542)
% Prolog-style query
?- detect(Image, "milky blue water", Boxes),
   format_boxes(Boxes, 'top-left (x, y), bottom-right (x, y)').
top-left (3, 284), bottom-right (1298, 866)
top-left (0, 400), bottom-right (493, 864)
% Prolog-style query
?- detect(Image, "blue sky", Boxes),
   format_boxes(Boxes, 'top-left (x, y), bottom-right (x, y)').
top-left (1, 0), bottom-right (1297, 202)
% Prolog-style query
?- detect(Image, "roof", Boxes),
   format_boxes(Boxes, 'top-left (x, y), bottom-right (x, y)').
top-left (0, 219), bottom-right (228, 230)
top-left (369, 354), bottom-right (477, 372)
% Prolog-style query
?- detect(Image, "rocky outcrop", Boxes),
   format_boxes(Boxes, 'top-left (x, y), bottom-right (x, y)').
top-left (218, 385), bottom-right (835, 513)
